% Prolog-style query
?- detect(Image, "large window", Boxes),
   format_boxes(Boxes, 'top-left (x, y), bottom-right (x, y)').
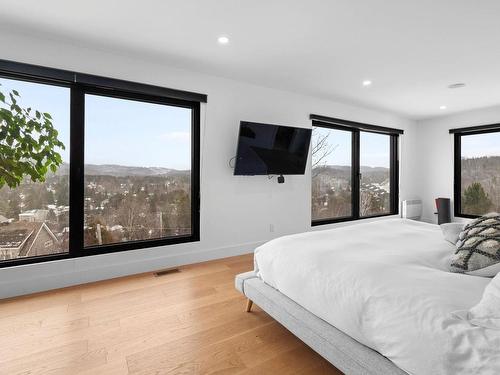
top-left (453, 127), bottom-right (500, 217)
top-left (0, 61), bottom-right (203, 267)
top-left (311, 117), bottom-right (400, 225)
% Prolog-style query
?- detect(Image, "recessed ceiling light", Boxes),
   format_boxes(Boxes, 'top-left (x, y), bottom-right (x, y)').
top-left (217, 36), bottom-right (229, 45)
top-left (362, 80), bottom-right (372, 86)
top-left (448, 83), bottom-right (466, 89)
top-left (440, 105), bottom-right (447, 110)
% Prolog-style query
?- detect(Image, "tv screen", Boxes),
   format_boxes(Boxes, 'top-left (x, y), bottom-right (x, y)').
top-left (234, 121), bottom-right (312, 175)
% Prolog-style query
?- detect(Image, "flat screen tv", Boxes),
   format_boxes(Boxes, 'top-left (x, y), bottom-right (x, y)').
top-left (234, 121), bottom-right (312, 175)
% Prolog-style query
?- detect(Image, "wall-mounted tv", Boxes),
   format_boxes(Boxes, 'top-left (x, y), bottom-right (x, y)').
top-left (234, 121), bottom-right (312, 175)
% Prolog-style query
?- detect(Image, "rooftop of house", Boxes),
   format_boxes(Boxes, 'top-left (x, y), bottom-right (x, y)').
top-left (19, 209), bottom-right (49, 216)
top-left (0, 222), bottom-right (43, 254)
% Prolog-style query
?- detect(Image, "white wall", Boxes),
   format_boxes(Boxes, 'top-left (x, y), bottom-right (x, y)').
top-left (0, 32), bottom-right (418, 298)
top-left (416, 105), bottom-right (500, 223)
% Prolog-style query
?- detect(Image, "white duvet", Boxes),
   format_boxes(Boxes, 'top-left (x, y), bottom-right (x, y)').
top-left (254, 219), bottom-right (500, 375)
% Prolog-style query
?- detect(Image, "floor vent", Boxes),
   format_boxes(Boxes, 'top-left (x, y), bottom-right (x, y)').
top-left (154, 268), bottom-right (180, 277)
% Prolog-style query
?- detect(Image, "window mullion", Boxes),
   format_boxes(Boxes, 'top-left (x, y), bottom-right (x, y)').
top-left (352, 130), bottom-right (360, 219)
top-left (389, 135), bottom-right (399, 214)
top-left (69, 84), bottom-right (85, 257)
top-left (453, 134), bottom-right (462, 217)
top-left (191, 102), bottom-right (201, 241)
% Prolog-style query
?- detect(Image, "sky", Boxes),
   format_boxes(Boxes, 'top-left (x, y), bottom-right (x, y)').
top-left (85, 94), bottom-right (191, 169)
top-left (461, 132), bottom-right (500, 158)
top-left (313, 127), bottom-right (391, 168)
top-left (0, 77), bottom-right (192, 170)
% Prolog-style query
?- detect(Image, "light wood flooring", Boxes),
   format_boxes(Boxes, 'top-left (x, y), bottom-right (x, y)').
top-left (0, 254), bottom-right (342, 375)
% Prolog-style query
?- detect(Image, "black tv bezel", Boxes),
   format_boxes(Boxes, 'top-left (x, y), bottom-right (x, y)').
top-left (233, 121), bottom-right (312, 176)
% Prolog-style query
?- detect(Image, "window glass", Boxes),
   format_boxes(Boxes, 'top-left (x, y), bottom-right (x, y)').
top-left (84, 94), bottom-right (192, 247)
top-left (0, 77), bottom-right (70, 261)
top-left (460, 132), bottom-right (500, 215)
top-left (360, 132), bottom-right (391, 217)
top-left (311, 127), bottom-right (352, 220)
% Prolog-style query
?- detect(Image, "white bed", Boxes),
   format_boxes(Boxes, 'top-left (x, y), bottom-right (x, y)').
top-left (254, 218), bottom-right (500, 375)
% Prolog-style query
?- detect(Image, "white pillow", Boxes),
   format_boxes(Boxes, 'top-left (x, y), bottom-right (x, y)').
top-left (440, 222), bottom-right (465, 244)
top-left (466, 263), bottom-right (500, 277)
top-left (452, 273), bottom-right (500, 329)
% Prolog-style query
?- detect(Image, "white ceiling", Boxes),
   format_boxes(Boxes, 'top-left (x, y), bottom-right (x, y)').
top-left (1, 0), bottom-right (500, 119)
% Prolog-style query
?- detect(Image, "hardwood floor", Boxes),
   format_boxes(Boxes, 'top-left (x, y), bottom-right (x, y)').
top-left (0, 254), bottom-right (342, 375)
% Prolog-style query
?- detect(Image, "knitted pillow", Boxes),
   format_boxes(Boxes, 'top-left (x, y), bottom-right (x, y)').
top-left (450, 213), bottom-right (500, 277)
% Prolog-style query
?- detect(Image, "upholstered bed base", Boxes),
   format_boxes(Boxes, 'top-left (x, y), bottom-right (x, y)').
top-left (235, 271), bottom-right (406, 375)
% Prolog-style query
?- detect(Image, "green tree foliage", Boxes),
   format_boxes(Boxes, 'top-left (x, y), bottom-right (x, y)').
top-left (0, 198), bottom-right (8, 216)
top-left (47, 209), bottom-right (57, 223)
top-left (462, 182), bottom-right (493, 215)
top-left (0, 85), bottom-right (64, 188)
top-left (55, 177), bottom-right (69, 206)
top-left (175, 193), bottom-right (191, 232)
top-left (22, 183), bottom-right (54, 210)
top-left (6, 191), bottom-right (20, 219)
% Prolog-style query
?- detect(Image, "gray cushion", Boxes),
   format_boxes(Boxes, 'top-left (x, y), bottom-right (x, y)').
top-left (450, 213), bottom-right (500, 277)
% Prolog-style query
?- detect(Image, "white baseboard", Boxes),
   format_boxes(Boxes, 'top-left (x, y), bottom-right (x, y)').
top-left (0, 241), bottom-right (262, 299)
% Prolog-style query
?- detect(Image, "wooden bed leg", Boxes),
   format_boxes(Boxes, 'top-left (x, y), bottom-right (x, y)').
top-left (245, 298), bottom-right (253, 312)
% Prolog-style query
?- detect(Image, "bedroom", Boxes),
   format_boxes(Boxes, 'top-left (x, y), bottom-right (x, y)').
top-left (0, 1), bottom-right (499, 374)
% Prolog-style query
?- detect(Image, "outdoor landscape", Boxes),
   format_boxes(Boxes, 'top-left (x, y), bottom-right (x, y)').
top-left (83, 165), bottom-right (191, 246)
top-left (312, 165), bottom-right (390, 220)
top-left (461, 156), bottom-right (500, 215)
top-left (311, 127), bottom-right (391, 220)
top-left (0, 164), bottom-right (192, 260)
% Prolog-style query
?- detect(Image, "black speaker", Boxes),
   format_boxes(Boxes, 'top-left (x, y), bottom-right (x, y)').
top-left (435, 198), bottom-right (451, 224)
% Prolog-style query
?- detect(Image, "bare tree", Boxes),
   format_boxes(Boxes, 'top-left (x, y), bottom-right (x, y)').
top-left (311, 128), bottom-right (338, 178)
top-left (360, 190), bottom-right (373, 216)
top-left (312, 128), bottom-right (336, 167)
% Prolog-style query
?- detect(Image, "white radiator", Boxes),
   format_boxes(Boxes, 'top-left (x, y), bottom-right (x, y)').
top-left (401, 200), bottom-right (422, 220)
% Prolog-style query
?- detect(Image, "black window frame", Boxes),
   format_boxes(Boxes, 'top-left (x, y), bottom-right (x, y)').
top-left (310, 116), bottom-right (401, 226)
top-left (451, 123), bottom-right (500, 219)
top-left (0, 60), bottom-right (204, 268)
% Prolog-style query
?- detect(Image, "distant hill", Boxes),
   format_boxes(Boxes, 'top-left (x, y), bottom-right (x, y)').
top-left (55, 163), bottom-right (189, 177)
top-left (360, 166), bottom-right (390, 173)
top-left (313, 165), bottom-right (388, 174)
top-left (461, 156), bottom-right (500, 179)
top-left (461, 156), bottom-right (500, 211)
top-left (313, 165), bottom-right (389, 183)
top-left (84, 164), bottom-right (189, 177)
top-left (461, 156), bottom-right (500, 190)
top-left (313, 164), bottom-right (388, 170)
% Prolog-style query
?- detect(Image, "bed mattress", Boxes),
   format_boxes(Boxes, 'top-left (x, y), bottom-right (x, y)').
top-left (254, 218), bottom-right (500, 375)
